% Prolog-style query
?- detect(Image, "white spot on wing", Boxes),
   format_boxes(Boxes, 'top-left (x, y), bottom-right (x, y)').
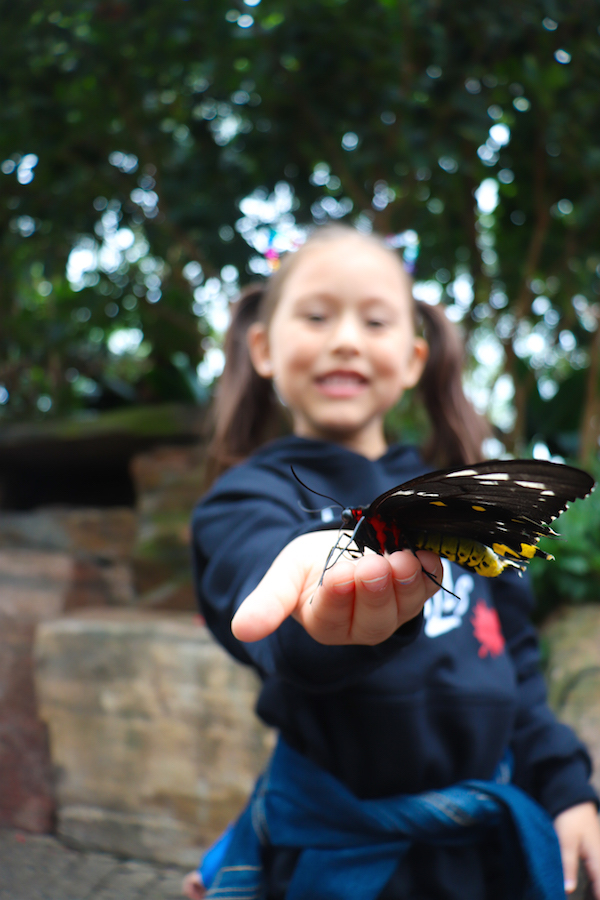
top-left (445, 469), bottom-right (477, 477)
top-left (474, 472), bottom-right (510, 480)
top-left (541, 490), bottom-right (555, 496)
top-left (515, 481), bottom-right (546, 489)
top-left (391, 489), bottom-right (415, 496)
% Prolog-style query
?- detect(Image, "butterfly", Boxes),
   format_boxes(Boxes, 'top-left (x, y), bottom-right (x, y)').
top-left (301, 460), bottom-right (595, 589)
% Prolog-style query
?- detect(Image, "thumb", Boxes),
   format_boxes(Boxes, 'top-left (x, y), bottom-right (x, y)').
top-left (231, 583), bottom-right (290, 642)
top-left (231, 552), bottom-right (305, 642)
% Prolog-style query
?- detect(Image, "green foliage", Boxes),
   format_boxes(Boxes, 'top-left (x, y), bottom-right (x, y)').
top-left (530, 463), bottom-right (600, 620)
top-left (1, 0), bottom-right (600, 463)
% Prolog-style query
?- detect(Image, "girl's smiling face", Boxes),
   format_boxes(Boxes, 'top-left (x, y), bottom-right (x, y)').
top-left (248, 235), bottom-right (428, 459)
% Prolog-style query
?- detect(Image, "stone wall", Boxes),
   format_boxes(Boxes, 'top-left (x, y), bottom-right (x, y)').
top-left (0, 508), bottom-right (137, 834)
top-left (34, 610), bottom-right (274, 867)
top-left (541, 604), bottom-right (600, 798)
top-left (0, 442), bottom-right (274, 866)
top-left (0, 507), bottom-right (137, 608)
top-left (0, 549), bottom-right (64, 833)
top-left (130, 445), bottom-right (205, 611)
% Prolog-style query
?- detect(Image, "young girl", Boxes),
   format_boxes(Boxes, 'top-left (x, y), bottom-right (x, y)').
top-left (186, 225), bottom-right (600, 899)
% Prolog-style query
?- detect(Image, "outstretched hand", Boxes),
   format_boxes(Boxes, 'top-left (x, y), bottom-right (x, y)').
top-left (231, 530), bottom-right (442, 646)
top-left (554, 802), bottom-right (600, 897)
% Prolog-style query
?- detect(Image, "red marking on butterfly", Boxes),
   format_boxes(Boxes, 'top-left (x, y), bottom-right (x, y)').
top-left (370, 514), bottom-right (389, 553)
top-left (471, 600), bottom-right (505, 658)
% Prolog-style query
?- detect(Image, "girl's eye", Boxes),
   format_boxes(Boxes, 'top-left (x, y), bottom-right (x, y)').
top-left (305, 312), bottom-right (327, 323)
top-left (366, 318), bottom-right (387, 329)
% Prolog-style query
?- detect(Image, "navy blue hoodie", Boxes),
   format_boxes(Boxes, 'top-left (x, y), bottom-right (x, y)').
top-left (192, 435), bottom-right (596, 898)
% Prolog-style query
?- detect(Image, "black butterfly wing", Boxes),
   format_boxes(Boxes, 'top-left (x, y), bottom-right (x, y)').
top-left (370, 460), bottom-right (594, 521)
top-left (361, 460), bottom-right (595, 576)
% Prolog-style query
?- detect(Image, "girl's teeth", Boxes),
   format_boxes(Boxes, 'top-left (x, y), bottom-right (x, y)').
top-left (323, 375), bottom-right (362, 384)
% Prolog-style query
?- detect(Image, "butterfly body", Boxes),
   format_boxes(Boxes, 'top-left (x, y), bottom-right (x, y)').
top-left (337, 459), bottom-right (595, 578)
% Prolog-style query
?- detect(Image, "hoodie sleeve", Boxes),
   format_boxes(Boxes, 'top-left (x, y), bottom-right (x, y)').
top-left (494, 570), bottom-right (598, 818)
top-left (191, 461), bottom-right (422, 690)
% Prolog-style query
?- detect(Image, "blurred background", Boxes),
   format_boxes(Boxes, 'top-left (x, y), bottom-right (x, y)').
top-left (2, 0), bottom-right (600, 879)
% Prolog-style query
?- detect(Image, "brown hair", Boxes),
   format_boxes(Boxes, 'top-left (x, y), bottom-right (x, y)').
top-left (205, 225), bottom-right (490, 484)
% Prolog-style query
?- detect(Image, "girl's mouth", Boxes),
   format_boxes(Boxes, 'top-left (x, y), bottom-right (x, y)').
top-left (315, 371), bottom-right (368, 398)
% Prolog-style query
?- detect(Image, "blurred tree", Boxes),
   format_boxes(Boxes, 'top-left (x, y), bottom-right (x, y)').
top-left (1, 0), bottom-right (599, 463)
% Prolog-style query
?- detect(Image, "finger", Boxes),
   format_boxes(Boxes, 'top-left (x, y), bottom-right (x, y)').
top-left (349, 554), bottom-right (401, 644)
top-left (388, 549), bottom-right (439, 589)
top-left (559, 835), bottom-right (580, 894)
top-left (231, 557), bottom-right (304, 642)
top-left (414, 550), bottom-right (445, 597)
top-left (386, 550), bottom-right (439, 618)
top-left (300, 559), bottom-right (358, 643)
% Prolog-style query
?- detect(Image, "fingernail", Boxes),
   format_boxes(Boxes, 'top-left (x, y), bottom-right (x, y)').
top-left (362, 574), bottom-right (389, 592)
top-left (395, 572), bottom-right (418, 586)
top-left (333, 579), bottom-right (354, 594)
top-left (564, 880), bottom-right (576, 893)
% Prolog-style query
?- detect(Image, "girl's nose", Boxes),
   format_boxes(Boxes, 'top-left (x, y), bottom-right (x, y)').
top-left (329, 313), bottom-right (362, 354)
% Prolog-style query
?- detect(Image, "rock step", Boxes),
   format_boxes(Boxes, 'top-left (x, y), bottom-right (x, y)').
top-left (34, 609), bottom-right (274, 867)
top-left (0, 828), bottom-right (188, 900)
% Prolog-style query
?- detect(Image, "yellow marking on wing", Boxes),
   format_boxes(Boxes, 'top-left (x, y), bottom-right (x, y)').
top-left (519, 543), bottom-right (538, 559)
top-left (472, 505), bottom-right (486, 512)
top-left (430, 501), bottom-right (447, 507)
top-left (492, 543), bottom-right (520, 559)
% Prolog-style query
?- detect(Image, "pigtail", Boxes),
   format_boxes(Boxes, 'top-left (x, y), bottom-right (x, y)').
top-left (204, 284), bottom-right (285, 485)
top-left (416, 301), bottom-right (491, 467)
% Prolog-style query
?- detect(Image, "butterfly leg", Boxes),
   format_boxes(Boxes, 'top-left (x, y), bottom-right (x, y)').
top-left (311, 517), bottom-right (368, 604)
top-left (318, 536), bottom-right (344, 586)
top-left (404, 542), bottom-right (459, 601)
top-left (308, 534), bottom-right (355, 605)
top-left (317, 531), bottom-right (362, 587)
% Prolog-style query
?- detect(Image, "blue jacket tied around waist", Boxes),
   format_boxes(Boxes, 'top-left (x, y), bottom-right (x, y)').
top-left (202, 738), bottom-right (565, 900)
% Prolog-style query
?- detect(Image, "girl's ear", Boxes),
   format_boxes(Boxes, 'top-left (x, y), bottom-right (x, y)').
top-left (247, 322), bottom-right (274, 379)
top-left (402, 336), bottom-right (429, 389)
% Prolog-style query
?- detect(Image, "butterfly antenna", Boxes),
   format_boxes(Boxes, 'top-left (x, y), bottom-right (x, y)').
top-left (290, 466), bottom-right (343, 510)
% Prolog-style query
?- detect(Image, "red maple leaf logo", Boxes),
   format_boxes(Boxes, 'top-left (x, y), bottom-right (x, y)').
top-left (471, 600), bottom-right (505, 658)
